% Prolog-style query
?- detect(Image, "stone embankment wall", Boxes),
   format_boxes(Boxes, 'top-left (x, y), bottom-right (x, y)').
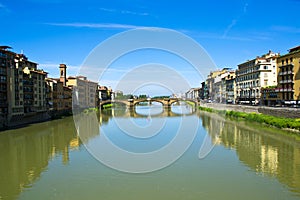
top-left (0, 110), bottom-right (72, 130)
top-left (201, 102), bottom-right (300, 119)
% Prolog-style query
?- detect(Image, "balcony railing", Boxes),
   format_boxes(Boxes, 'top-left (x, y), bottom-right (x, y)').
top-left (279, 63), bottom-right (294, 68)
top-left (279, 79), bottom-right (294, 84)
top-left (276, 88), bottom-right (294, 92)
top-left (279, 71), bottom-right (293, 75)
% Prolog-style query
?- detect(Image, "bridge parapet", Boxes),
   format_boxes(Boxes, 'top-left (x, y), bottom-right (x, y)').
top-left (99, 98), bottom-right (200, 109)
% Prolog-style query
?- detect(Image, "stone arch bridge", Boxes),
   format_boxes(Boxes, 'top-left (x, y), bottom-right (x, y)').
top-left (99, 98), bottom-right (200, 109)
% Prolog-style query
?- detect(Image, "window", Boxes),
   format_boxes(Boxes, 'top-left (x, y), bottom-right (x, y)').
top-left (264, 66), bottom-right (268, 70)
top-left (290, 57), bottom-right (293, 63)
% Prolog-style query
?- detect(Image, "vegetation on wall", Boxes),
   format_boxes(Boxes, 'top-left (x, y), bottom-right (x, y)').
top-left (199, 106), bottom-right (300, 131)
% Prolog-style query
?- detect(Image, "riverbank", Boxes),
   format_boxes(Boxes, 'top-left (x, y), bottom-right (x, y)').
top-left (200, 102), bottom-right (300, 118)
top-left (199, 106), bottom-right (300, 132)
top-left (0, 109), bottom-right (72, 131)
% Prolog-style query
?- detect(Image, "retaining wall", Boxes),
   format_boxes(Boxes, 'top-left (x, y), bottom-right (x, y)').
top-left (201, 102), bottom-right (300, 119)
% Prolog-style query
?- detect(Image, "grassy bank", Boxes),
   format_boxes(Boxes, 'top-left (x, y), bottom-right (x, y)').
top-left (184, 101), bottom-right (196, 107)
top-left (102, 104), bottom-right (113, 109)
top-left (199, 106), bottom-right (300, 131)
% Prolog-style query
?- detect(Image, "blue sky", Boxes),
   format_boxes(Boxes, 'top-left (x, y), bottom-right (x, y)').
top-left (1, 0), bottom-right (300, 95)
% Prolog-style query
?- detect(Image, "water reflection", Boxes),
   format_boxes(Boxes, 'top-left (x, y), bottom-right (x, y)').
top-left (1, 107), bottom-right (300, 199)
top-left (98, 104), bottom-right (196, 123)
top-left (0, 117), bottom-right (79, 200)
top-left (199, 112), bottom-right (300, 195)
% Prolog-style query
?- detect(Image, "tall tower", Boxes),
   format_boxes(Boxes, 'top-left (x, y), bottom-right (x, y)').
top-left (59, 64), bottom-right (67, 86)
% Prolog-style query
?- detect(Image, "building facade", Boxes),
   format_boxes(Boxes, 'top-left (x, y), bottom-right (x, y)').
top-left (185, 88), bottom-right (201, 99)
top-left (67, 76), bottom-right (98, 109)
top-left (225, 71), bottom-right (236, 104)
top-left (98, 86), bottom-right (112, 101)
top-left (0, 46), bottom-right (13, 126)
top-left (236, 51), bottom-right (279, 105)
top-left (0, 46), bottom-right (48, 126)
top-left (20, 56), bottom-right (47, 114)
top-left (276, 46), bottom-right (300, 106)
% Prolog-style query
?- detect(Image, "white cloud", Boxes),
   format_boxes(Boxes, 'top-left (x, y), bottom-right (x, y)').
top-left (99, 7), bottom-right (116, 12)
top-left (222, 2), bottom-right (249, 38)
top-left (120, 10), bottom-right (149, 16)
top-left (222, 19), bottom-right (238, 38)
top-left (99, 7), bottom-right (149, 16)
top-left (46, 22), bottom-right (146, 29)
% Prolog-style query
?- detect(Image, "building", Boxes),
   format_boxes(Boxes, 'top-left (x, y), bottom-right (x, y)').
top-left (46, 78), bottom-right (64, 111)
top-left (206, 68), bottom-right (231, 102)
top-left (59, 64), bottom-right (67, 86)
top-left (236, 51), bottom-right (279, 105)
top-left (199, 82), bottom-right (207, 100)
top-left (98, 86), bottom-right (112, 101)
top-left (214, 71), bottom-right (230, 103)
top-left (67, 76), bottom-right (98, 109)
top-left (225, 71), bottom-right (236, 104)
top-left (0, 46), bottom-right (13, 127)
top-left (261, 87), bottom-right (278, 106)
top-left (185, 87), bottom-right (201, 99)
top-left (63, 86), bottom-right (72, 110)
top-left (276, 46), bottom-right (300, 106)
top-left (21, 57), bottom-right (47, 114)
top-left (0, 46), bottom-right (48, 126)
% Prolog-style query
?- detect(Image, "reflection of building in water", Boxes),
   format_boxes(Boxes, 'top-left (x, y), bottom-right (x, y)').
top-left (199, 113), bottom-right (224, 145)
top-left (199, 113), bottom-right (300, 195)
top-left (75, 112), bottom-right (100, 144)
top-left (260, 145), bottom-right (278, 174)
top-left (0, 117), bottom-right (78, 199)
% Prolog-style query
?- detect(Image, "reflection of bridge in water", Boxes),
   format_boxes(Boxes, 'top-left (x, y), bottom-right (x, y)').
top-left (99, 98), bottom-right (199, 109)
top-left (100, 106), bottom-right (197, 119)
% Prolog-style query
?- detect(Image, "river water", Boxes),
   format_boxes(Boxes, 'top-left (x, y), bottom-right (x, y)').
top-left (0, 104), bottom-right (300, 199)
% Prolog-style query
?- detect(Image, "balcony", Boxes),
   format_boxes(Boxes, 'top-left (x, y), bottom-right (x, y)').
top-left (279, 63), bottom-right (294, 68)
top-left (279, 88), bottom-right (294, 92)
top-left (279, 79), bottom-right (294, 84)
top-left (278, 71), bottom-right (294, 75)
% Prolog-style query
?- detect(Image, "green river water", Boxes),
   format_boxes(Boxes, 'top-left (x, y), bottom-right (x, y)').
top-left (0, 105), bottom-right (300, 200)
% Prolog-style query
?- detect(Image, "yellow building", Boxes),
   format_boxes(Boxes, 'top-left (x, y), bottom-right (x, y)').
top-left (276, 46), bottom-right (300, 106)
top-left (67, 76), bottom-right (98, 109)
top-left (63, 86), bottom-right (72, 110)
top-left (206, 68), bottom-right (231, 101)
top-left (46, 78), bottom-right (72, 111)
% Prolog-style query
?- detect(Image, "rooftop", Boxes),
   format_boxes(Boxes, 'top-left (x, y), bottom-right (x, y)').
top-left (289, 45), bottom-right (300, 53)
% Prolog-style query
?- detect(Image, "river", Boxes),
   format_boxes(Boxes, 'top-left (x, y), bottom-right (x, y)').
top-left (0, 104), bottom-right (300, 199)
